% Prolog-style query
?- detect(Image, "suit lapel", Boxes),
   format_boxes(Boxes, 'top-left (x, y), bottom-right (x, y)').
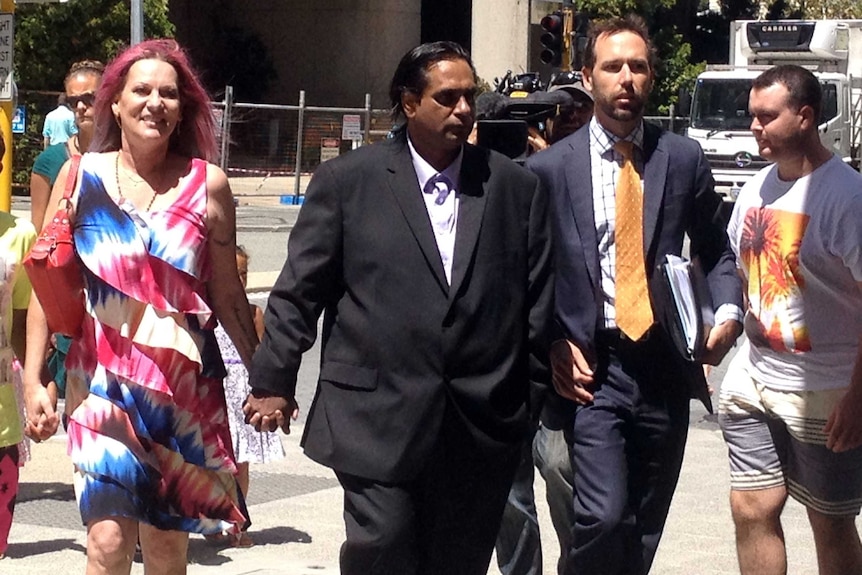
top-left (641, 124), bottom-right (667, 252)
top-left (449, 145), bottom-right (489, 299)
top-left (385, 138), bottom-right (449, 294)
top-left (564, 131), bottom-right (601, 288)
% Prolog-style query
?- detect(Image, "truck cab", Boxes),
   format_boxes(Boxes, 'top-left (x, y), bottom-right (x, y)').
top-left (686, 20), bottom-right (862, 202)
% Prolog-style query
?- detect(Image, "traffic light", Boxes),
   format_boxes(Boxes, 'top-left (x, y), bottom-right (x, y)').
top-left (540, 11), bottom-right (565, 66)
top-left (572, 13), bottom-right (590, 69)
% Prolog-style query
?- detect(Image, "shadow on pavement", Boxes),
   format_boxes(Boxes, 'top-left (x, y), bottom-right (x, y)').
top-left (3, 538), bottom-right (86, 559)
top-left (185, 525), bottom-right (313, 566)
top-left (17, 482), bottom-right (75, 502)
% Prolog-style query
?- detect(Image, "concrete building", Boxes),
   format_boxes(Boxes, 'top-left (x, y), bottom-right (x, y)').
top-left (170, 0), bottom-right (553, 108)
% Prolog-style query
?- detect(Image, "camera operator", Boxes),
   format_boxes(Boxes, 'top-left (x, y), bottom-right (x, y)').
top-left (467, 91), bottom-right (509, 144)
top-left (496, 72), bottom-right (595, 575)
top-left (545, 70), bottom-right (594, 143)
top-left (522, 89), bottom-right (575, 151)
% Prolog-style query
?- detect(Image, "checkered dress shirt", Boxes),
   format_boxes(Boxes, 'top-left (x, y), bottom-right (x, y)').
top-left (588, 118), bottom-right (645, 330)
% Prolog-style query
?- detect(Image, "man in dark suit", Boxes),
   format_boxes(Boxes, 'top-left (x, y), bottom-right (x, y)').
top-left (244, 41), bottom-right (553, 575)
top-left (526, 16), bottom-right (743, 575)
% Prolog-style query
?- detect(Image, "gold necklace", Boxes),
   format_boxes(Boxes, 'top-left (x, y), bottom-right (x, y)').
top-left (115, 153), bottom-right (158, 211)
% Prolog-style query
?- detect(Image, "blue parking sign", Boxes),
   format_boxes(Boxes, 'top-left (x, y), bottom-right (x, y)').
top-left (11, 105), bottom-right (25, 134)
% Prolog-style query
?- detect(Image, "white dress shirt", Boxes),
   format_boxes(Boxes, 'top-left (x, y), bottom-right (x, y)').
top-left (587, 117), bottom-right (742, 329)
top-left (408, 137), bottom-right (462, 285)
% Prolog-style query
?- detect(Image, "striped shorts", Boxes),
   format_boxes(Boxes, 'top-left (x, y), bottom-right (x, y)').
top-left (718, 360), bottom-right (862, 516)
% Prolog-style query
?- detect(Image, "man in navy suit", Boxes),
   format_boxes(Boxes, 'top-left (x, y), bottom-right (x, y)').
top-left (526, 16), bottom-right (743, 575)
top-left (245, 42), bottom-right (553, 575)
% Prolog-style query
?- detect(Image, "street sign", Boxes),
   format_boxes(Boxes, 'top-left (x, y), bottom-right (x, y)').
top-left (0, 13), bottom-right (12, 101)
top-left (342, 114), bottom-right (362, 141)
top-left (320, 137), bottom-right (340, 162)
top-left (11, 104), bottom-right (24, 134)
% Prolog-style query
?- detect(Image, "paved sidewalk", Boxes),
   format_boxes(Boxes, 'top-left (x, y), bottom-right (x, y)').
top-left (4, 191), bottom-right (844, 574)
top-left (4, 411), bottom-right (840, 574)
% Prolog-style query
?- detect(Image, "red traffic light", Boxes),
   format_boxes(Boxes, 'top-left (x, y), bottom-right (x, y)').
top-left (540, 13), bottom-right (563, 33)
top-left (540, 11), bottom-right (565, 66)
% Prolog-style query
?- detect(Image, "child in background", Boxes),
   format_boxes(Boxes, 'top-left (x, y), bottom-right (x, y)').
top-left (0, 133), bottom-right (37, 559)
top-left (211, 245), bottom-right (285, 547)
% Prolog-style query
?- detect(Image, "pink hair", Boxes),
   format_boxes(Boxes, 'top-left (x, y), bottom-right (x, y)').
top-left (90, 39), bottom-right (218, 162)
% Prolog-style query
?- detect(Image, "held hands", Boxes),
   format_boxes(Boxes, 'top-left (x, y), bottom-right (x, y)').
top-left (24, 382), bottom-right (60, 442)
top-left (550, 339), bottom-right (595, 405)
top-left (243, 389), bottom-right (299, 435)
top-left (701, 319), bottom-right (743, 366)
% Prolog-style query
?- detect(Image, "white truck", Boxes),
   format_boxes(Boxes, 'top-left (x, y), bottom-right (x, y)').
top-left (685, 19), bottom-right (862, 202)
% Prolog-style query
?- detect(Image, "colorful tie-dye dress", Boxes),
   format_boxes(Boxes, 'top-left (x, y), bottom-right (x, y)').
top-left (64, 152), bottom-right (246, 534)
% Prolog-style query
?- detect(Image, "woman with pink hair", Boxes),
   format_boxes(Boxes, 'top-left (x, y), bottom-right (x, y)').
top-left (23, 39), bottom-right (258, 574)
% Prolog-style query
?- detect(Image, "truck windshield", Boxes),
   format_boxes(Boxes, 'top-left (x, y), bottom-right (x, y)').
top-left (691, 78), bottom-right (839, 131)
top-left (691, 79), bottom-right (753, 131)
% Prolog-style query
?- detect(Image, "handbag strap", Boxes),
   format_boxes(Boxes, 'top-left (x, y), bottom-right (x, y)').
top-left (62, 154), bottom-right (82, 209)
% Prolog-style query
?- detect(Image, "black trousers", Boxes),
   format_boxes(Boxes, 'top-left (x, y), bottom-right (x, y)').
top-left (336, 406), bottom-right (520, 575)
top-left (565, 330), bottom-right (691, 575)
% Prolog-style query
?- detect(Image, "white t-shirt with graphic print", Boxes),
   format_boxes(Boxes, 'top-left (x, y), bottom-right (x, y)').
top-left (727, 155), bottom-right (862, 392)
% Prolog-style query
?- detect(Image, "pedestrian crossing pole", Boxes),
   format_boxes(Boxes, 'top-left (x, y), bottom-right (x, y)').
top-left (131, 0), bottom-right (142, 45)
top-left (0, 0), bottom-right (13, 213)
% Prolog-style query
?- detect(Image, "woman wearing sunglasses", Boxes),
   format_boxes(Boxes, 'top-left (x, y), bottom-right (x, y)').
top-left (30, 60), bottom-right (105, 231)
top-left (27, 60), bottom-right (105, 413)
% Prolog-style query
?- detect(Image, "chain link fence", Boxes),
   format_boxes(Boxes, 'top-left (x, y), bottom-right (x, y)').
top-left (12, 88), bottom-right (687, 203)
top-left (12, 88), bottom-right (395, 203)
top-left (214, 87), bottom-right (394, 204)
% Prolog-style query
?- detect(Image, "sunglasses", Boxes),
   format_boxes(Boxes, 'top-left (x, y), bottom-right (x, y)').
top-left (67, 92), bottom-right (96, 108)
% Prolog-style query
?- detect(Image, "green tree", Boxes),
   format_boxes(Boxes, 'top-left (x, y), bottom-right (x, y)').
top-left (796, 0), bottom-right (862, 18)
top-left (12, 1), bottom-right (174, 188)
top-left (687, 0), bottom-right (758, 64)
top-left (572, 0), bottom-right (704, 114)
top-left (15, 0), bottom-right (174, 90)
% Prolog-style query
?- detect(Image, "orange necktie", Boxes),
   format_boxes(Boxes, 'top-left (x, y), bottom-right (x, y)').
top-left (614, 140), bottom-right (654, 340)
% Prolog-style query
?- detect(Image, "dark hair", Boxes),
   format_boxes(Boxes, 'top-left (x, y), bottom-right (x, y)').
top-left (236, 244), bottom-right (249, 260)
top-left (389, 41), bottom-right (475, 120)
top-left (90, 39), bottom-right (218, 161)
top-left (752, 64), bottom-right (822, 123)
top-left (64, 60), bottom-right (105, 88)
top-left (582, 14), bottom-right (657, 73)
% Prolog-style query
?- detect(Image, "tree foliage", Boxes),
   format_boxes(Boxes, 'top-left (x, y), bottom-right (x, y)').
top-left (15, 0), bottom-right (174, 91)
top-left (573, 0), bottom-right (704, 114)
top-left (11, 1), bottom-right (174, 188)
top-left (573, 0), bottom-right (859, 115)
top-left (797, 0), bottom-right (862, 19)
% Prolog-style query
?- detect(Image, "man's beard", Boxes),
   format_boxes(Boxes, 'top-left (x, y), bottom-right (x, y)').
top-left (606, 100), bottom-right (645, 121)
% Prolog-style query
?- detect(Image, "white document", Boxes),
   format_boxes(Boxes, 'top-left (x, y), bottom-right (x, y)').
top-left (662, 254), bottom-right (714, 358)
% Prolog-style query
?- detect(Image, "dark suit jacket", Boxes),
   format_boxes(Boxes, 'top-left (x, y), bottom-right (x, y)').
top-left (526, 122), bottom-right (741, 416)
top-left (249, 133), bottom-right (554, 482)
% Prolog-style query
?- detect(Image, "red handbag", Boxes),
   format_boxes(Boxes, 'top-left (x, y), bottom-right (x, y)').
top-left (23, 155), bottom-right (86, 337)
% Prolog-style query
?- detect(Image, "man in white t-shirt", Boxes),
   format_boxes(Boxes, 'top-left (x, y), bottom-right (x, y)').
top-left (721, 64), bottom-right (862, 575)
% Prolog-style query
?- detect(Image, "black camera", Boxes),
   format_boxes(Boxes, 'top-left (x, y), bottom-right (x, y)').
top-left (494, 71), bottom-right (544, 98)
top-left (476, 73), bottom-right (572, 162)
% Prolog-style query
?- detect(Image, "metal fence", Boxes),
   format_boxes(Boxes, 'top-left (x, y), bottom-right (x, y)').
top-left (214, 87), bottom-right (394, 203)
top-left (14, 88), bottom-right (689, 202)
top-left (645, 104), bottom-right (689, 134)
top-left (214, 88), bottom-right (690, 203)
